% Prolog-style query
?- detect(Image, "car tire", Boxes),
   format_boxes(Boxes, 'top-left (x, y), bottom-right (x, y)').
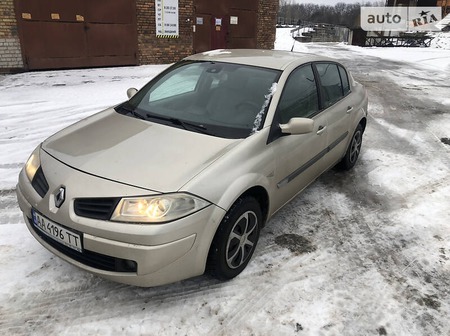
top-left (337, 124), bottom-right (363, 170)
top-left (207, 196), bottom-right (262, 280)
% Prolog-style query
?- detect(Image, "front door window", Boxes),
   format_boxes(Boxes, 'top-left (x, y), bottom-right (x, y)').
top-left (277, 64), bottom-right (319, 124)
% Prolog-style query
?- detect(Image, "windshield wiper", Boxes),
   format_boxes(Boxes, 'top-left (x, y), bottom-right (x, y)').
top-left (145, 113), bottom-right (211, 135)
top-left (117, 105), bottom-right (145, 120)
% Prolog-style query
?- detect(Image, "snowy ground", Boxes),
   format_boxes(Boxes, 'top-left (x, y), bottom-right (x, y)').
top-left (1, 29), bottom-right (450, 335)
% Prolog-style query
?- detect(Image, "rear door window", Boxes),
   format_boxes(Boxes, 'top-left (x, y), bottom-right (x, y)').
top-left (315, 63), bottom-right (343, 109)
top-left (338, 65), bottom-right (350, 95)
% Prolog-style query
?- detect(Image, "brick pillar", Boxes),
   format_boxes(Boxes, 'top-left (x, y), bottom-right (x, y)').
top-left (0, 0), bottom-right (24, 71)
top-left (136, 0), bottom-right (194, 64)
top-left (257, 0), bottom-right (278, 50)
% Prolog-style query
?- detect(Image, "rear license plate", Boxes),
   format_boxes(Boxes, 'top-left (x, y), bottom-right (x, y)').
top-left (32, 210), bottom-right (82, 252)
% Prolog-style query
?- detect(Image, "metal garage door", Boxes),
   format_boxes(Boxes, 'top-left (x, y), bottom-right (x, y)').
top-left (15, 0), bottom-right (138, 70)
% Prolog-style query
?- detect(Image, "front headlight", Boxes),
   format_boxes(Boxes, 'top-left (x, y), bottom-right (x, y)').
top-left (25, 146), bottom-right (41, 182)
top-left (111, 193), bottom-right (210, 223)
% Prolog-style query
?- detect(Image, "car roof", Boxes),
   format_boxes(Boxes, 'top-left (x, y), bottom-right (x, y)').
top-left (184, 49), bottom-right (334, 70)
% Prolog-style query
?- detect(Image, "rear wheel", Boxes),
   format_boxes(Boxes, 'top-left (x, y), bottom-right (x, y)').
top-left (207, 197), bottom-right (262, 280)
top-left (337, 124), bottom-right (363, 170)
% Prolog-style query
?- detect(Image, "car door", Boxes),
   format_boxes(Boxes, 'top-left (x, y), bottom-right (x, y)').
top-left (314, 62), bottom-right (356, 165)
top-left (268, 64), bottom-right (330, 212)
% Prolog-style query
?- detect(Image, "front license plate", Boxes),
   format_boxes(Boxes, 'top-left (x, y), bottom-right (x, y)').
top-left (32, 210), bottom-right (82, 252)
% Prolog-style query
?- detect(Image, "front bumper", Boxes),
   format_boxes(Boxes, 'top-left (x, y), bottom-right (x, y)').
top-left (16, 152), bottom-right (226, 287)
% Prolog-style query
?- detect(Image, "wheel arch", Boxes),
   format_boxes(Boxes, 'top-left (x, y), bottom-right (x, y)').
top-left (214, 173), bottom-right (271, 227)
top-left (359, 117), bottom-right (367, 133)
top-left (239, 186), bottom-right (270, 226)
top-left (206, 185), bottom-right (268, 279)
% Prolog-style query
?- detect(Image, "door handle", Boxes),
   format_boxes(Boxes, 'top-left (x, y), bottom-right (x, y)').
top-left (346, 106), bottom-right (354, 114)
top-left (316, 125), bottom-right (326, 135)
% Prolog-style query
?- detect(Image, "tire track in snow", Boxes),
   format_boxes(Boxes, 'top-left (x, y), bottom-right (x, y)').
top-left (0, 188), bottom-right (22, 225)
top-left (317, 168), bottom-right (450, 334)
top-left (0, 274), bottom-right (248, 334)
top-left (205, 238), bottom-right (335, 334)
top-left (0, 236), bottom-right (330, 336)
top-left (207, 283), bottom-right (273, 336)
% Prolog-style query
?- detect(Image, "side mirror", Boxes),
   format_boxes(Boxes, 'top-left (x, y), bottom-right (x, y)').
top-left (279, 118), bottom-right (314, 135)
top-left (127, 88), bottom-right (138, 99)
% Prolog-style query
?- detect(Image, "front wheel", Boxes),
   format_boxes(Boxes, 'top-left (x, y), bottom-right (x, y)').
top-left (337, 124), bottom-right (363, 170)
top-left (207, 197), bottom-right (262, 280)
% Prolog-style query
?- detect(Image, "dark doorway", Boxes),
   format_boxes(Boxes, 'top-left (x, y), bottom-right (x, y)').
top-left (193, 0), bottom-right (258, 53)
top-left (193, 14), bottom-right (212, 53)
top-left (211, 16), bottom-right (228, 50)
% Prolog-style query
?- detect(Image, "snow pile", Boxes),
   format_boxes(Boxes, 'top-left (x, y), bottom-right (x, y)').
top-left (251, 82), bottom-right (277, 133)
top-left (274, 27), bottom-right (308, 52)
top-left (293, 27), bottom-right (315, 38)
top-left (274, 27), bottom-right (450, 74)
top-left (430, 32), bottom-right (450, 49)
top-left (276, 24), bottom-right (450, 52)
top-left (346, 45), bottom-right (450, 72)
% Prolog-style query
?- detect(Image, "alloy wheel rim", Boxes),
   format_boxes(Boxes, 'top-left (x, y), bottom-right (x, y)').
top-left (226, 211), bottom-right (258, 269)
top-left (349, 131), bottom-right (362, 163)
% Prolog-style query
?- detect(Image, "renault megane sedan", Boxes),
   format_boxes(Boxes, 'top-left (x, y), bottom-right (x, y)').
top-left (17, 49), bottom-right (368, 287)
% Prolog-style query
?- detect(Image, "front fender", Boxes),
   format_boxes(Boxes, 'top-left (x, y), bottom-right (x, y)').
top-left (180, 128), bottom-right (275, 216)
top-left (214, 173), bottom-right (271, 212)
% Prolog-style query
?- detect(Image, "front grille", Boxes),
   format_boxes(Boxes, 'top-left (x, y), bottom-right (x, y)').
top-left (31, 166), bottom-right (49, 198)
top-left (28, 217), bottom-right (137, 273)
top-left (74, 197), bottom-right (120, 220)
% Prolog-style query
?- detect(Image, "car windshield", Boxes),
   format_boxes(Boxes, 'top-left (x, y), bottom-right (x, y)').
top-left (116, 61), bottom-right (281, 139)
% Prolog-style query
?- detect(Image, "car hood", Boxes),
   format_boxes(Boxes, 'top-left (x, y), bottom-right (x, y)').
top-left (42, 109), bottom-right (240, 192)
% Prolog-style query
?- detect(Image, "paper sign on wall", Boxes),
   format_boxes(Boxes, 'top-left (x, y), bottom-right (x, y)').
top-left (215, 18), bottom-right (222, 26)
top-left (156, 0), bottom-right (179, 38)
top-left (230, 16), bottom-right (238, 25)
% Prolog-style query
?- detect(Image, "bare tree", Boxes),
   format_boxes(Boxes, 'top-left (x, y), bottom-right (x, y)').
top-left (278, 1), bottom-right (385, 27)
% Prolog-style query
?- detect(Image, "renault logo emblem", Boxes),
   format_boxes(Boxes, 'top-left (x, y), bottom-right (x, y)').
top-left (55, 186), bottom-right (66, 208)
